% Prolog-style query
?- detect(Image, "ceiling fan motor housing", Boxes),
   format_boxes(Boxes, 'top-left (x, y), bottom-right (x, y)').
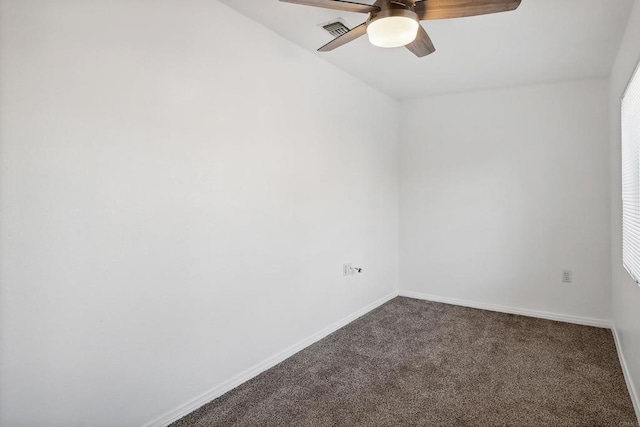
top-left (369, 7), bottom-right (419, 23)
top-left (367, 8), bottom-right (420, 48)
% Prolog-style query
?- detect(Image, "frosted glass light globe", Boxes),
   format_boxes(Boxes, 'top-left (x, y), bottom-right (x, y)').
top-left (367, 16), bottom-right (419, 48)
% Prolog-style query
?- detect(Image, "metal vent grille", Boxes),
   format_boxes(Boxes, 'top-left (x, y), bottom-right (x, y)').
top-left (322, 21), bottom-right (350, 37)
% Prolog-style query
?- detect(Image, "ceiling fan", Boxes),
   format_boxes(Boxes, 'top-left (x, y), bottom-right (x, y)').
top-left (279, 0), bottom-right (521, 57)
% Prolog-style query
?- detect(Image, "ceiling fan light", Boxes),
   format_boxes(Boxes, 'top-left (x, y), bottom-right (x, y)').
top-left (367, 15), bottom-right (419, 48)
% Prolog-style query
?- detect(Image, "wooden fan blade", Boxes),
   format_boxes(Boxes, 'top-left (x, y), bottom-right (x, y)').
top-left (405, 25), bottom-right (436, 57)
top-left (280, 0), bottom-right (379, 13)
top-left (413, 0), bottom-right (521, 20)
top-left (318, 22), bottom-right (368, 52)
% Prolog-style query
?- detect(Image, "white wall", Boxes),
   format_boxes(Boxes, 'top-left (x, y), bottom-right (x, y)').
top-left (610, 0), bottom-right (640, 415)
top-left (399, 80), bottom-right (611, 322)
top-left (0, 1), bottom-right (399, 426)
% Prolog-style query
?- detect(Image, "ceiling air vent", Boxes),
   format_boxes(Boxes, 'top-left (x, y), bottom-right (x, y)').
top-left (321, 20), bottom-right (351, 37)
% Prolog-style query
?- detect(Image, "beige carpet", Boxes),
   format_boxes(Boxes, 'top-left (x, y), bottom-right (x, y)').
top-left (171, 297), bottom-right (637, 426)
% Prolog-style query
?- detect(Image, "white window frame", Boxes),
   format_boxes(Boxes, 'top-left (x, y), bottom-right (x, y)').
top-left (621, 58), bottom-right (640, 286)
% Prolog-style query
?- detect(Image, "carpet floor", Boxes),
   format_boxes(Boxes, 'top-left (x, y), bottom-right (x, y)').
top-left (171, 297), bottom-right (637, 426)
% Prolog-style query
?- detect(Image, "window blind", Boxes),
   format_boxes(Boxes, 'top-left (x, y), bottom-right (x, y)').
top-left (622, 61), bottom-right (640, 285)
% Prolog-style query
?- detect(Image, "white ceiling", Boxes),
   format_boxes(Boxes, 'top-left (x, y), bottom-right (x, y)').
top-left (219, 0), bottom-right (634, 99)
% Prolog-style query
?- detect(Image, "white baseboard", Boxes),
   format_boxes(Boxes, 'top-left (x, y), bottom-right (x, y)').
top-left (398, 290), bottom-right (612, 328)
top-left (612, 325), bottom-right (640, 425)
top-left (143, 291), bottom-right (399, 427)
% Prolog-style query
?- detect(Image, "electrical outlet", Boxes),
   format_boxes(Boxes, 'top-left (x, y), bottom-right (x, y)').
top-left (562, 270), bottom-right (572, 283)
top-left (343, 263), bottom-right (352, 276)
